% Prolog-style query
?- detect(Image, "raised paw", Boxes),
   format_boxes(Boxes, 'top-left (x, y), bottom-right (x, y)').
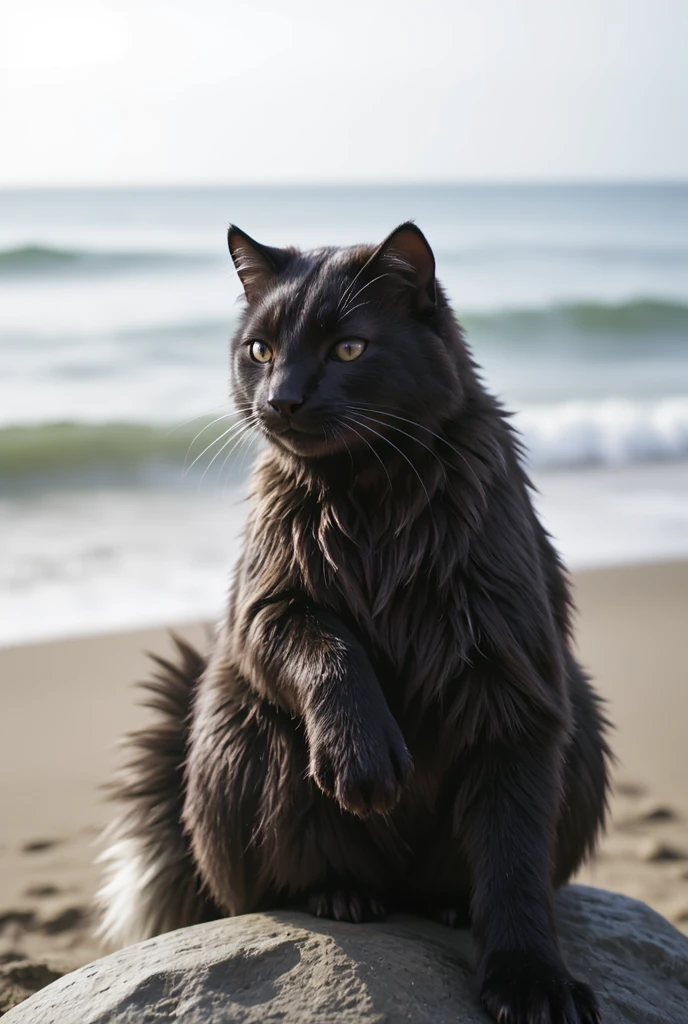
top-left (481, 950), bottom-right (602, 1024)
top-left (307, 886), bottom-right (386, 924)
top-left (309, 719), bottom-right (413, 817)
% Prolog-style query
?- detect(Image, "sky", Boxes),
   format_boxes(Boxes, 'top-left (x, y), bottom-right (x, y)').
top-left (1, 0), bottom-right (687, 186)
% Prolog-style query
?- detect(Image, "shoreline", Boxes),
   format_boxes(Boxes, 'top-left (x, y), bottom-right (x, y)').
top-left (0, 545), bottom-right (685, 654)
top-left (3, 458), bottom-right (688, 649)
top-left (1, 559), bottom-right (687, 990)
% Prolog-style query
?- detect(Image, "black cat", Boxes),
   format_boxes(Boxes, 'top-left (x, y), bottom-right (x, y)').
top-left (99, 222), bottom-right (610, 1024)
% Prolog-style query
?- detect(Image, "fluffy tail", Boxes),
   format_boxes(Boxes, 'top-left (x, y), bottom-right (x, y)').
top-left (96, 635), bottom-right (220, 948)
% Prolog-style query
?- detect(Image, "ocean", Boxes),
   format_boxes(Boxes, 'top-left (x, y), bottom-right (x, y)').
top-left (2, 184), bottom-right (688, 645)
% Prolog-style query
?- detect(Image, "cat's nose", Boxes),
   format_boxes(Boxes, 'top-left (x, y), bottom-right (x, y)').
top-left (268, 396), bottom-right (304, 419)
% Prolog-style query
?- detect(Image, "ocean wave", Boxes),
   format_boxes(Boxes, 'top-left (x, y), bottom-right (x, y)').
top-left (462, 298), bottom-right (688, 342)
top-left (443, 243), bottom-right (688, 266)
top-left (2, 399), bottom-right (688, 483)
top-left (3, 297), bottom-right (687, 352)
top-left (516, 397), bottom-right (688, 468)
top-left (0, 245), bottom-right (213, 277)
top-left (126, 298), bottom-right (688, 346)
top-left (5, 237), bottom-right (688, 279)
top-left (116, 319), bottom-right (235, 342)
top-left (0, 419), bottom-right (247, 480)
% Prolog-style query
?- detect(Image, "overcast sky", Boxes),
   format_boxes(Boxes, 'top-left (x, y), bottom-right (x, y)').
top-left (1, 0), bottom-right (687, 186)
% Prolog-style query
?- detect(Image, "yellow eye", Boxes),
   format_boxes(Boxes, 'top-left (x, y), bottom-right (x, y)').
top-left (332, 339), bottom-right (367, 362)
top-left (250, 340), bottom-right (273, 363)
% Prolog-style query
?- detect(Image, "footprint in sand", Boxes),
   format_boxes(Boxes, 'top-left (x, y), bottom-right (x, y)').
top-left (0, 911), bottom-right (35, 932)
top-left (638, 838), bottom-right (688, 863)
top-left (617, 804), bottom-right (680, 831)
top-left (20, 839), bottom-right (60, 855)
top-left (616, 780), bottom-right (647, 798)
top-left (40, 907), bottom-right (89, 935)
top-left (23, 885), bottom-right (61, 899)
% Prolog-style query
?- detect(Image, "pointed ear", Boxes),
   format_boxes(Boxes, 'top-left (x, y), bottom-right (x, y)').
top-left (375, 222), bottom-right (436, 309)
top-left (227, 225), bottom-right (292, 300)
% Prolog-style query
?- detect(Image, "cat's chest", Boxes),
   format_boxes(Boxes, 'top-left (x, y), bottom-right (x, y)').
top-left (310, 519), bottom-right (469, 680)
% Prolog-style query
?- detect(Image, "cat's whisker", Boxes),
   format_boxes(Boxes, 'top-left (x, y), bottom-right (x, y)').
top-left (219, 421), bottom-right (258, 482)
top-left (340, 417), bottom-right (392, 495)
top-left (338, 300), bottom-right (371, 322)
top-left (327, 422), bottom-right (355, 473)
top-left (200, 418), bottom-right (259, 486)
top-left (183, 412), bottom-right (242, 466)
top-left (184, 419), bottom-right (254, 478)
top-left (349, 403), bottom-right (483, 489)
top-left (219, 430), bottom-right (258, 499)
top-left (348, 409), bottom-right (446, 478)
top-left (165, 403), bottom-right (233, 437)
top-left (339, 273), bottom-right (392, 319)
top-left (237, 428), bottom-right (261, 474)
top-left (345, 415), bottom-right (434, 517)
top-left (336, 249), bottom-right (381, 312)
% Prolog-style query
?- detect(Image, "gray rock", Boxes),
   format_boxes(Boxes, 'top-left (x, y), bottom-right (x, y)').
top-left (4, 886), bottom-right (688, 1023)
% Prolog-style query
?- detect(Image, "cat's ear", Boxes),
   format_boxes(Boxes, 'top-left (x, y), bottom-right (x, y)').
top-left (227, 225), bottom-right (291, 301)
top-left (375, 222), bottom-right (436, 309)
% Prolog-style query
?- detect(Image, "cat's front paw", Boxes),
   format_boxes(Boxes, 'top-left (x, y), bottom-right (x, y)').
top-left (480, 950), bottom-right (601, 1024)
top-left (310, 719), bottom-right (413, 817)
top-left (307, 886), bottom-right (386, 923)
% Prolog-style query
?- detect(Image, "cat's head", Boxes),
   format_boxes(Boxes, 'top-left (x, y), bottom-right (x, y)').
top-left (228, 222), bottom-right (466, 460)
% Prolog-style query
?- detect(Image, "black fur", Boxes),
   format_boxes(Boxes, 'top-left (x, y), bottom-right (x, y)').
top-left (101, 223), bottom-right (611, 1024)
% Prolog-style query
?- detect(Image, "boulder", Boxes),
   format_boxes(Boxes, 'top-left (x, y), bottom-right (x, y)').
top-left (4, 886), bottom-right (688, 1023)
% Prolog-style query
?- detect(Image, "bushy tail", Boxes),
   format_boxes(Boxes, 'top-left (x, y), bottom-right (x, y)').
top-left (96, 635), bottom-right (220, 948)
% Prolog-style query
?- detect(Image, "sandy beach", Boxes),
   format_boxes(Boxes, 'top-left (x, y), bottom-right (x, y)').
top-left (1, 560), bottom-right (687, 1010)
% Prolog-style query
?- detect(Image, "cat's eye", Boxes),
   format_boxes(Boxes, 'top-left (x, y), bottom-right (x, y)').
top-left (331, 339), bottom-right (367, 362)
top-left (249, 340), bottom-right (273, 364)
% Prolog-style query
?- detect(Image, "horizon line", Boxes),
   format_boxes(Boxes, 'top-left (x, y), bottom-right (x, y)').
top-left (2, 177), bottom-right (688, 191)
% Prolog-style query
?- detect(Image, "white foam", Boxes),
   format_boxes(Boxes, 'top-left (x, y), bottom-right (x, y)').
top-left (517, 397), bottom-right (688, 469)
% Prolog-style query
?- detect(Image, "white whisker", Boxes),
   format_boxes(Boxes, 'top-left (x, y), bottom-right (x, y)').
top-left (327, 422), bottom-right (354, 473)
top-left (350, 403), bottom-right (482, 487)
top-left (340, 273), bottom-right (391, 318)
top-left (345, 415), bottom-right (434, 518)
top-left (237, 429), bottom-right (260, 473)
top-left (336, 244), bottom-right (388, 313)
top-left (350, 410), bottom-right (445, 475)
top-left (184, 419), bottom-right (252, 477)
top-left (183, 413), bottom-right (239, 465)
top-left (164, 403), bottom-right (232, 437)
top-left (341, 418), bottom-right (392, 495)
top-left (200, 418), bottom-right (258, 485)
top-left (338, 300), bottom-right (371, 321)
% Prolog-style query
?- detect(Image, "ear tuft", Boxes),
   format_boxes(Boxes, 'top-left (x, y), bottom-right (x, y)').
top-left (227, 226), bottom-right (291, 300)
top-left (376, 222), bottom-right (436, 308)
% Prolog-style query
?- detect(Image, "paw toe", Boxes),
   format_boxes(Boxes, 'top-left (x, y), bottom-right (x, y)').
top-left (307, 887), bottom-right (386, 924)
top-left (481, 951), bottom-right (601, 1024)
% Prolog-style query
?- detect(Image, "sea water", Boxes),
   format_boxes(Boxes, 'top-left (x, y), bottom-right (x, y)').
top-left (1, 184), bottom-right (688, 644)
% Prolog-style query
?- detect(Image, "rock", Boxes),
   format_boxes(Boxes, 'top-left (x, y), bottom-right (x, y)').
top-left (4, 886), bottom-right (688, 1023)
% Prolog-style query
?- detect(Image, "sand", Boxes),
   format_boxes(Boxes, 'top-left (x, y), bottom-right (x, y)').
top-left (0, 562), bottom-right (687, 1001)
